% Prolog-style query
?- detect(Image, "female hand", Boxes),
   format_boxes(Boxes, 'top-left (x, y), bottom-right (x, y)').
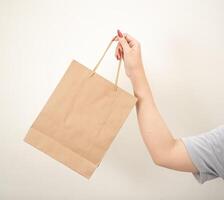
top-left (114, 30), bottom-right (145, 80)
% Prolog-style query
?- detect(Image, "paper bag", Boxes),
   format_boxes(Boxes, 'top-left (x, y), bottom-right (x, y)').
top-left (24, 39), bottom-right (137, 179)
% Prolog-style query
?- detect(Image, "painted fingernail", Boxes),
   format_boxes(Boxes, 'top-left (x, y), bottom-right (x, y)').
top-left (117, 29), bottom-right (123, 38)
top-left (118, 48), bottom-right (122, 58)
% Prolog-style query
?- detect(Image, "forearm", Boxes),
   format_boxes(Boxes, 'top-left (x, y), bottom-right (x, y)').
top-left (116, 31), bottom-right (196, 172)
top-left (131, 66), bottom-right (197, 172)
top-left (130, 67), bottom-right (176, 165)
top-left (129, 67), bottom-right (198, 172)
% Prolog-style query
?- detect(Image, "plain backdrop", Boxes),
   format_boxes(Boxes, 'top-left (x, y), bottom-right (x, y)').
top-left (0, 0), bottom-right (224, 199)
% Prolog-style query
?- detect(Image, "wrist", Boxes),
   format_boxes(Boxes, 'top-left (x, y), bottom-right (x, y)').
top-left (130, 69), bottom-right (152, 100)
top-left (128, 64), bottom-right (145, 81)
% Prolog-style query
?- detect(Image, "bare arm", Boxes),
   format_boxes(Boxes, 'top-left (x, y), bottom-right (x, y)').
top-left (115, 30), bottom-right (198, 173)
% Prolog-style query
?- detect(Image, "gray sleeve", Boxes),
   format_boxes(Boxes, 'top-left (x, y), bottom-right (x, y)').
top-left (182, 125), bottom-right (224, 184)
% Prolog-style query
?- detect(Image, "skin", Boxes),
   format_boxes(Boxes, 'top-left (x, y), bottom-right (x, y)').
top-left (114, 30), bottom-right (198, 173)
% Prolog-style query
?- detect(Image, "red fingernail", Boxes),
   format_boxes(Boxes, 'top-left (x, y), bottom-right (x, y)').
top-left (118, 48), bottom-right (122, 58)
top-left (117, 29), bottom-right (123, 38)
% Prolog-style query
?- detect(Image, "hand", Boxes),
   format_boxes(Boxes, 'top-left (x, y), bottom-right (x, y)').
top-left (114, 30), bottom-right (145, 80)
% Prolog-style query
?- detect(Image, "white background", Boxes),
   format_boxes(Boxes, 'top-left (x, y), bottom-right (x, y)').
top-left (0, 0), bottom-right (224, 199)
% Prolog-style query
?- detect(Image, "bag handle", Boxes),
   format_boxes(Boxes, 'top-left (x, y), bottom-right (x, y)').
top-left (89, 37), bottom-right (122, 90)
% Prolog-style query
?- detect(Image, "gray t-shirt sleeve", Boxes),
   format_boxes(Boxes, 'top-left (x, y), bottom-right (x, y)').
top-left (182, 125), bottom-right (224, 184)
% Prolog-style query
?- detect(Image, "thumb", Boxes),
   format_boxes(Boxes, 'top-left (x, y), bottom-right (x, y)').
top-left (118, 37), bottom-right (130, 53)
top-left (117, 30), bottom-right (130, 53)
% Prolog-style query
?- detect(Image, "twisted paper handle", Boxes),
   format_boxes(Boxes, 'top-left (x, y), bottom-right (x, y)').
top-left (89, 37), bottom-right (122, 90)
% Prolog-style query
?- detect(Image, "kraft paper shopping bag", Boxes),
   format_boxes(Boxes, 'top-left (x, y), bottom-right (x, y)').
top-left (24, 38), bottom-right (137, 179)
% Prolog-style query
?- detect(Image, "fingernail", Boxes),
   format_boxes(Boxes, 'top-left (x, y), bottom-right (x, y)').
top-left (117, 29), bottom-right (123, 38)
top-left (118, 48), bottom-right (122, 58)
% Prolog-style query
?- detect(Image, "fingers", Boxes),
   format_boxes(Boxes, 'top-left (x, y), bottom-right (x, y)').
top-left (118, 37), bottom-right (130, 53)
top-left (118, 43), bottom-right (123, 59)
top-left (123, 33), bottom-right (136, 43)
top-left (113, 32), bottom-right (138, 46)
top-left (117, 30), bottom-right (131, 53)
top-left (115, 43), bottom-right (123, 60)
top-left (115, 44), bottom-right (119, 60)
top-left (114, 30), bottom-right (139, 60)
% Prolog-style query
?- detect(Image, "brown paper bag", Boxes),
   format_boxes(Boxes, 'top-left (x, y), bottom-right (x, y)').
top-left (24, 39), bottom-right (137, 179)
